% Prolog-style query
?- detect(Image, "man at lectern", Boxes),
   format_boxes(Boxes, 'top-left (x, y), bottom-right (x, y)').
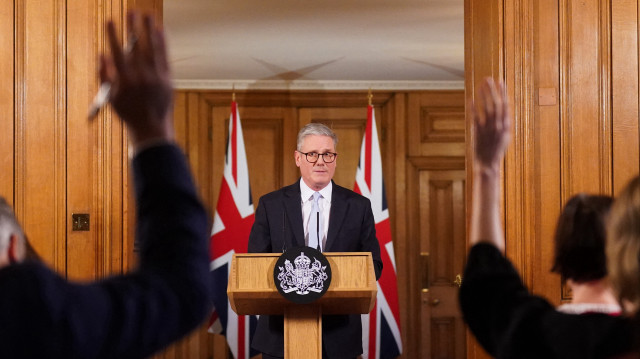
top-left (248, 122), bottom-right (383, 359)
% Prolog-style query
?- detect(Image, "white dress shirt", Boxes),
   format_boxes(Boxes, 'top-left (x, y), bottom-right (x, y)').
top-left (300, 180), bottom-right (332, 250)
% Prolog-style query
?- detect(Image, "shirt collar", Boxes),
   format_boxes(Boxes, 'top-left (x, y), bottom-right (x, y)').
top-left (300, 180), bottom-right (332, 203)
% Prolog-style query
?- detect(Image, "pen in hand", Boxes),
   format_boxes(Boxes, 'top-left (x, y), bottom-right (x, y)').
top-left (87, 35), bottom-right (137, 120)
top-left (87, 82), bottom-right (111, 119)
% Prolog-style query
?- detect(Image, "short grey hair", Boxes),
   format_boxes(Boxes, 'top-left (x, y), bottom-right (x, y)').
top-left (0, 197), bottom-right (24, 253)
top-left (296, 123), bottom-right (338, 151)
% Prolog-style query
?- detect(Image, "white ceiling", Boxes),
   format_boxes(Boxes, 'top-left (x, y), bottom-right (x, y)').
top-left (164, 0), bottom-right (464, 90)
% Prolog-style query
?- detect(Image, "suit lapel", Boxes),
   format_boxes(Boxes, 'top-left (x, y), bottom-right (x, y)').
top-left (326, 182), bottom-right (348, 251)
top-left (283, 181), bottom-right (305, 247)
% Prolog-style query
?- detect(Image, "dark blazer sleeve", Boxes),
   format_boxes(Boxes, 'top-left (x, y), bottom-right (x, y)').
top-left (0, 144), bottom-right (212, 359)
top-left (459, 243), bottom-right (635, 359)
top-left (328, 184), bottom-right (382, 280)
top-left (248, 196), bottom-right (273, 253)
top-left (361, 198), bottom-right (383, 280)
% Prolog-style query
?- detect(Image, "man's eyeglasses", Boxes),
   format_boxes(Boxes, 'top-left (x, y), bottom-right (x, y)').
top-left (297, 151), bottom-right (338, 163)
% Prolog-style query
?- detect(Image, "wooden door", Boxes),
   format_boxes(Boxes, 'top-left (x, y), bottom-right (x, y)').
top-left (420, 169), bottom-right (466, 359)
top-left (406, 91), bottom-right (466, 358)
top-left (408, 161), bottom-right (466, 359)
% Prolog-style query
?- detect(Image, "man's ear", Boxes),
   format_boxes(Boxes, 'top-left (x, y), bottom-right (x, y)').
top-left (294, 150), bottom-right (302, 168)
top-left (8, 234), bottom-right (23, 265)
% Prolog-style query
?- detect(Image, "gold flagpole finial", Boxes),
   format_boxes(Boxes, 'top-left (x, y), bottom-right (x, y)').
top-left (368, 88), bottom-right (373, 106)
top-left (232, 84), bottom-right (236, 102)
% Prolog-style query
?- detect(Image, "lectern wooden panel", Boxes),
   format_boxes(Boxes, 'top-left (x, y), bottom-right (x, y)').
top-left (227, 252), bottom-right (377, 359)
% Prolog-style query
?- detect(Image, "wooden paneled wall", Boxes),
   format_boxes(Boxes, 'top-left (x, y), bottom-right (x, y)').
top-left (466, 0), bottom-right (640, 358)
top-left (1, 1), bottom-right (151, 278)
top-left (3, 0), bottom-right (164, 268)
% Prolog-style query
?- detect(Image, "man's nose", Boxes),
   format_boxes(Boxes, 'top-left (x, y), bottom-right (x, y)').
top-left (315, 155), bottom-right (326, 165)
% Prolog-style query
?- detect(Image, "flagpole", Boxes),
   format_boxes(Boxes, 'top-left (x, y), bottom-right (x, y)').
top-left (209, 92), bottom-right (257, 359)
top-left (356, 89), bottom-right (403, 358)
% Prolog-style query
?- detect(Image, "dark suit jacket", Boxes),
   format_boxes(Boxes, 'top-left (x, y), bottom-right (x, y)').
top-left (0, 144), bottom-right (212, 358)
top-left (248, 179), bottom-right (382, 358)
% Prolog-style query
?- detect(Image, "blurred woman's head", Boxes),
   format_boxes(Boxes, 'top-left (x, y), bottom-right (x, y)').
top-left (607, 176), bottom-right (640, 314)
top-left (552, 193), bottom-right (613, 282)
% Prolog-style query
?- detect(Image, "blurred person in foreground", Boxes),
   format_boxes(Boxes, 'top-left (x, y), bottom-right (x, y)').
top-left (607, 176), bottom-right (640, 358)
top-left (552, 194), bottom-right (621, 316)
top-left (459, 77), bottom-right (637, 358)
top-left (0, 12), bottom-right (212, 358)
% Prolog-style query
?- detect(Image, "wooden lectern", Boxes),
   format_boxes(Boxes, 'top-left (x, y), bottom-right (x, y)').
top-left (227, 252), bottom-right (377, 359)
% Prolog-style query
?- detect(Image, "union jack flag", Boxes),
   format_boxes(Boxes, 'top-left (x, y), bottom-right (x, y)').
top-left (354, 104), bottom-right (402, 359)
top-left (209, 100), bottom-right (258, 359)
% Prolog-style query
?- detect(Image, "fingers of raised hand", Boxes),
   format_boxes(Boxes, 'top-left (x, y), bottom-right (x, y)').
top-left (127, 12), bottom-right (148, 74)
top-left (488, 79), bottom-right (503, 130)
top-left (481, 79), bottom-right (497, 123)
top-left (99, 55), bottom-right (115, 85)
top-left (478, 78), bottom-right (508, 135)
top-left (106, 21), bottom-right (125, 76)
top-left (143, 14), bottom-right (165, 72)
top-left (109, 12), bottom-right (164, 79)
top-left (499, 81), bottom-right (510, 134)
top-left (152, 23), bottom-right (169, 73)
top-left (132, 13), bottom-right (170, 80)
top-left (473, 78), bottom-right (511, 167)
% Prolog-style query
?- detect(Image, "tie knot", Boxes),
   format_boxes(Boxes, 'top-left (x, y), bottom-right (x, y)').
top-left (312, 192), bottom-right (321, 202)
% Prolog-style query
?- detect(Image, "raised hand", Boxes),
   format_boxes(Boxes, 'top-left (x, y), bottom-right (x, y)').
top-left (471, 77), bottom-right (511, 172)
top-left (469, 77), bottom-right (511, 251)
top-left (99, 12), bottom-right (174, 148)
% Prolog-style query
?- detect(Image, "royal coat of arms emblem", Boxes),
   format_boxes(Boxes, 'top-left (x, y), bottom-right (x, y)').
top-left (273, 246), bottom-right (332, 304)
top-left (277, 252), bottom-right (328, 294)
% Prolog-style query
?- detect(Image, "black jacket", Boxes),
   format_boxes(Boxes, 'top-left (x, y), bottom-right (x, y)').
top-left (248, 179), bottom-right (382, 358)
top-left (0, 144), bottom-right (212, 358)
top-left (460, 243), bottom-right (636, 359)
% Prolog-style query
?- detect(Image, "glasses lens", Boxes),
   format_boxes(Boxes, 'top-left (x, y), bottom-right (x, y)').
top-left (322, 153), bottom-right (336, 163)
top-left (305, 152), bottom-right (319, 162)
